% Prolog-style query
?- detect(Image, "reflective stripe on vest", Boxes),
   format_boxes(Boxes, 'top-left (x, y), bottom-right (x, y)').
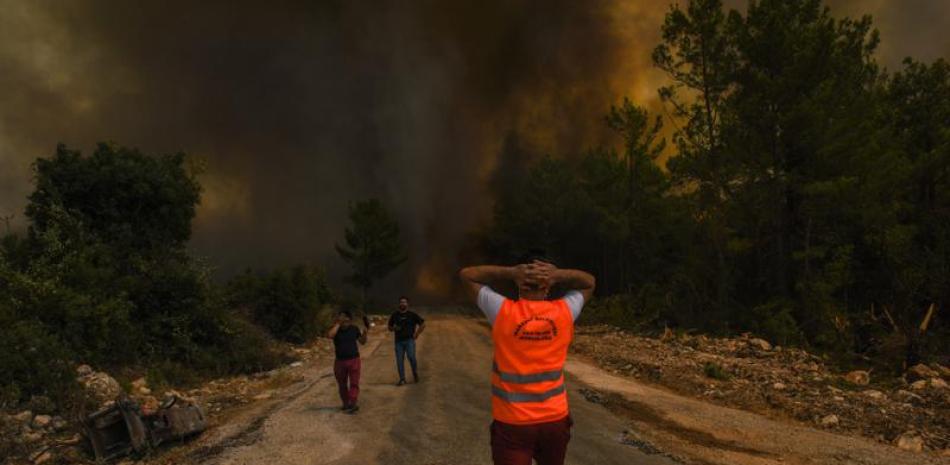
top-left (492, 361), bottom-right (563, 384)
top-left (492, 383), bottom-right (566, 403)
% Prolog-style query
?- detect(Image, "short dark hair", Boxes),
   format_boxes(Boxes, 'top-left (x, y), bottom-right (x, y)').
top-left (338, 309), bottom-right (353, 319)
top-left (398, 295), bottom-right (410, 302)
top-left (518, 248), bottom-right (556, 266)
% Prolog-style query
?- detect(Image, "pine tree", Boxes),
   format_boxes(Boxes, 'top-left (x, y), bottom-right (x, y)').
top-left (335, 199), bottom-right (407, 307)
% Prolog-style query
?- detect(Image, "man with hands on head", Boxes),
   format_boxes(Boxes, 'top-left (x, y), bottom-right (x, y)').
top-left (459, 252), bottom-right (595, 465)
top-left (328, 310), bottom-right (369, 414)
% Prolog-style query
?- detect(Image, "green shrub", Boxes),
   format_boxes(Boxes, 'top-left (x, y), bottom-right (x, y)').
top-left (227, 266), bottom-right (335, 343)
top-left (0, 308), bottom-right (79, 410)
top-left (746, 300), bottom-right (802, 347)
top-left (206, 315), bottom-right (292, 375)
top-left (577, 294), bottom-right (652, 330)
top-left (703, 362), bottom-right (731, 381)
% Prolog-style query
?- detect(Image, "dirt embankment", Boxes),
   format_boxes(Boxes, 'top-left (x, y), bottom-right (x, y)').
top-left (571, 325), bottom-right (950, 454)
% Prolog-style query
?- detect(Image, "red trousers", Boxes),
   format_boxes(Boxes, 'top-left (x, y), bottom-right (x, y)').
top-left (490, 415), bottom-right (572, 465)
top-left (333, 358), bottom-right (361, 407)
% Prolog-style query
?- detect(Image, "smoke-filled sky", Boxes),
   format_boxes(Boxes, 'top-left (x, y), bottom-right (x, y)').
top-left (1, 0), bottom-right (947, 300)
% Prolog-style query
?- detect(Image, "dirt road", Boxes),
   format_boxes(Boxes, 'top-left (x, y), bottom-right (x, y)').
top-left (183, 311), bottom-right (944, 465)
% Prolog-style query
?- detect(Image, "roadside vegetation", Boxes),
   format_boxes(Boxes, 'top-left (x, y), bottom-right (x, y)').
top-left (0, 144), bottom-right (337, 412)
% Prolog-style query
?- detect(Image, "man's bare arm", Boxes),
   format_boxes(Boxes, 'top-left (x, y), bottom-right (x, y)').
top-left (358, 327), bottom-right (368, 345)
top-left (458, 265), bottom-right (518, 303)
top-left (552, 268), bottom-right (596, 302)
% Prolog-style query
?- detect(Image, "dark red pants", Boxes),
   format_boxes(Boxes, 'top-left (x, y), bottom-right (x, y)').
top-left (333, 358), bottom-right (361, 407)
top-left (490, 415), bottom-right (572, 465)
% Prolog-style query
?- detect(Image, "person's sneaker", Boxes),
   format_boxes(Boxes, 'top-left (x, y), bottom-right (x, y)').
top-left (397, 379), bottom-right (406, 386)
top-left (345, 404), bottom-right (359, 414)
top-left (412, 372), bottom-right (419, 383)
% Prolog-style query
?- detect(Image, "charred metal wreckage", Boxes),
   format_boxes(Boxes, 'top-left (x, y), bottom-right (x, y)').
top-left (82, 395), bottom-right (207, 462)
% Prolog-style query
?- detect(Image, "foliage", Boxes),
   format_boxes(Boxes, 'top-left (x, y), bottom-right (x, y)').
top-left (704, 362), bottom-right (731, 381)
top-left (0, 293), bottom-right (79, 410)
top-left (0, 144), bottom-right (284, 409)
top-left (335, 199), bottom-right (407, 302)
top-left (225, 266), bottom-right (335, 343)
top-left (26, 143), bottom-right (201, 254)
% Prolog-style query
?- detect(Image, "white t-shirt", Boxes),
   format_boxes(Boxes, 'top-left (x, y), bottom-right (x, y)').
top-left (477, 286), bottom-right (585, 326)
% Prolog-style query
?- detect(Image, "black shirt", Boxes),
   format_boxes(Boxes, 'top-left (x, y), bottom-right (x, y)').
top-left (388, 311), bottom-right (424, 341)
top-left (333, 325), bottom-right (362, 360)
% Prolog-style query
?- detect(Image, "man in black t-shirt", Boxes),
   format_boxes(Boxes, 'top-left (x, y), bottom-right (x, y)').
top-left (387, 296), bottom-right (425, 385)
top-left (328, 310), bottom-right (369, 413)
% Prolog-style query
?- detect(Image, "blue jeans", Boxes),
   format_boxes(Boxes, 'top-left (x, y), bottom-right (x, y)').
top-left (394, 339), bottom-right (418, 381)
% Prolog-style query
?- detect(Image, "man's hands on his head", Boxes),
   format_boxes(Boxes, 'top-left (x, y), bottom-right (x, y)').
top-left (511, 263), bottom-right (535, 290)
top-left (528, 260), bottom-right (556, 287)
top-left (459, 261), bottom-right (595, 302)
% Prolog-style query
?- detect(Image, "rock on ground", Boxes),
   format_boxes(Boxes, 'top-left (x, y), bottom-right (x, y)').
top-left (910, 380), bottom-right (928, 390)
top-left (13, 410), bottom-right (33, 423)
top-left (907, 364), bottom-right (939, 381)
top-left (75, 364), bottom-right (93, 377)
top-left (77, 368), bottom-right (123, 406)
top-left (894, 431), bottom-right (924, 453)
top-left (31, 415), bottom-right (51, 429)
top-left (132, 377), bottom-right (152, 395)
top-left (31, 450), bottom-right (53, 464)
top-left (748, 338), bottom-right (772, 351)
top-left (844, 370), bottom-right (870, 385)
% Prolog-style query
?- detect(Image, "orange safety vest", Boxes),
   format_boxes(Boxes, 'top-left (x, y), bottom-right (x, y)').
top-left (491, 297), bottom-right (574, 425)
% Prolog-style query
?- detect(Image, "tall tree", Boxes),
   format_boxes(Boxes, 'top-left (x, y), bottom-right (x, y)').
top-left (652, 0), bottom-right (735, 159)
top-left (876, 58), bottom-right (950, 365)
top-left (726, 0), bottom-right (880, 341)
top-left (605, 98), bottom-right (669, 290)
top-left (653, 0), bottom-right (739, 318)
top-left (335, 199), bottom-right (407, 306)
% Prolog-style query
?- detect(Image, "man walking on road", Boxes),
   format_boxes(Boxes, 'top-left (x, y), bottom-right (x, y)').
top-left (388, 296), bottom-right (425, 385)
top-left (328, 310), bottom-right (369, 414)
top-left (459, 254), bottom-right (595, 465)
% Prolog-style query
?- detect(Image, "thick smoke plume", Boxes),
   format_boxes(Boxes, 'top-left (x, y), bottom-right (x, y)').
top-left (0, 0), bottom-right (946, 300)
